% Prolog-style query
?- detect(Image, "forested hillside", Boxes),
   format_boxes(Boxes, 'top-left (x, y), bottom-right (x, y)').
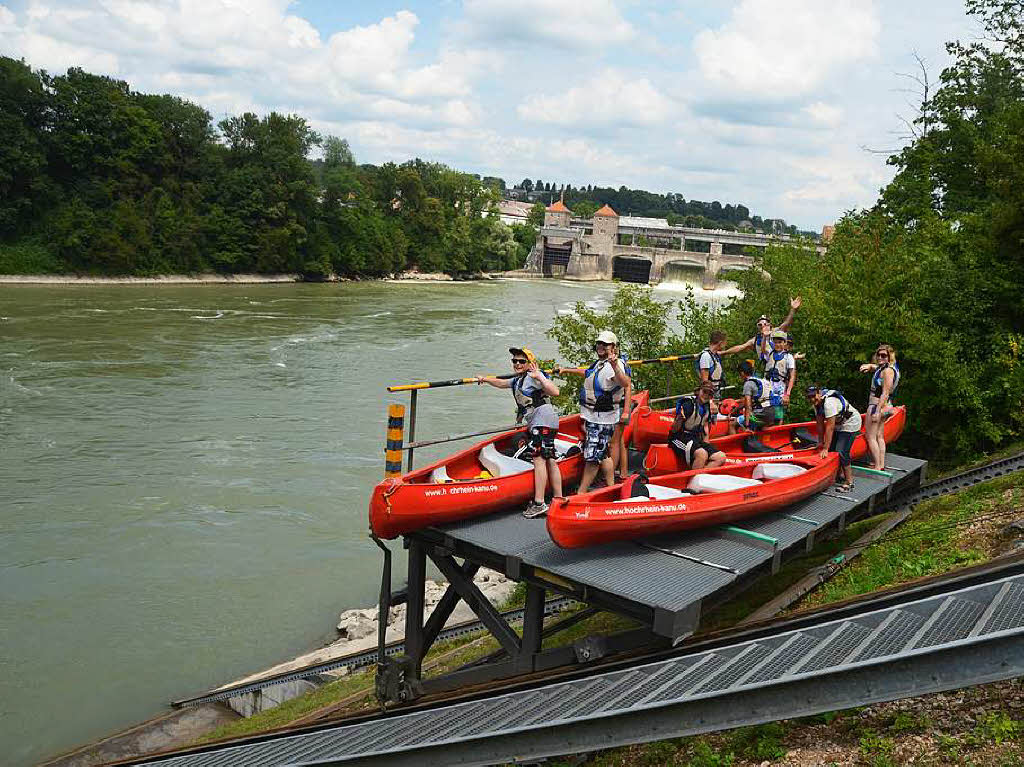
top-left (0, 59), bottom-right (532, 277)
top-left (0, 57), bottom-right (793, 277)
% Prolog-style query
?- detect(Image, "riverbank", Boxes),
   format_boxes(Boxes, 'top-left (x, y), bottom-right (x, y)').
top-left (0, 270), bottom-right (500, 285)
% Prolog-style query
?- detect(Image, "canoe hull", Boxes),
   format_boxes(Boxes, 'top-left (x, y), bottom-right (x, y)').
top-left (547, 455), bottom-right (840, 548)
top-left (643, 405), bottom-right (906, 476)
top-left (369, 391), bottom-right (650, 538)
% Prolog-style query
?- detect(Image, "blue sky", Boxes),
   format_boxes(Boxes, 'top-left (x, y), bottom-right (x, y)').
top-left (0, 0), bottom-right (979, 229)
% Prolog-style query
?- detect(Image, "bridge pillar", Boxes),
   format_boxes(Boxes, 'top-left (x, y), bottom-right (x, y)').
top-left (704, 244), bottom-right (721, 290)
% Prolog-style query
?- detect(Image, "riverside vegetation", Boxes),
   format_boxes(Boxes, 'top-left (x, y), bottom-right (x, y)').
top-left (0, 59), bottom-right (793, 280)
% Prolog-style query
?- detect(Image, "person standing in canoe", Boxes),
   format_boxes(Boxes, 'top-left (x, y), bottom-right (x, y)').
top-left (557, 331), bottom-right (631, 495)
top-left (859, 344), bottom-right (901, 471)
top-left (696, 329), bottom-right (728, 396)
top-left (763, 330), bottom-right (797, 416)
top-left (722, 297), bottom-right (802, 367)
top-left (668, 381), bottom-right (728, 469)
top-left (478, 347), bottom-right (562, 517)
top-left (806, 385), bottom-right (862, 492)
top-left (728, 360), bottom-right (779, 434)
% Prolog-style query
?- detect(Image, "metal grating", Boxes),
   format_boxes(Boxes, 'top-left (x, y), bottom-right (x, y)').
top-left (984, 583), bottom-right (1024, 634)
top-left (795, 622), bottom-right (873, 673)
top-left (915, 598), bottom-right (986, 648)
top-left (649, 653), bottom-right (727, 703)
top-left (854, 611), bottom-right (926, 661)
top-left (744, 634), bottom-right (819, 685)
top-left (605, 662), bottom-right (687, 711)
top-left (696, 643), bottom-right (775, 693)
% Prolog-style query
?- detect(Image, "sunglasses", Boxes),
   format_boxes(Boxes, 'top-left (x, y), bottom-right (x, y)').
top-left (877, 352), bottom-right (889, 358)
top-left (512, 358), bottom-right (529, 364)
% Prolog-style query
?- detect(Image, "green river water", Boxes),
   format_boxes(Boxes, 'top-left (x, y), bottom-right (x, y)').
top-left (0, 277), bottom-right (735, 765)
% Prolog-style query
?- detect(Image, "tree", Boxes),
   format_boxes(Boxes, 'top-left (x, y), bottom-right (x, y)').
top-left (528, 202), bottom-right (546, 228)
top-left (0, 57), bottom-right (52, 238)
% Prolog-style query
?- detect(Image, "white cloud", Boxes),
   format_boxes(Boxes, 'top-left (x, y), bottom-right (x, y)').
top-left (517, 69), bottom-right (674, 127)
top-left (1, 2), bottom-right (492, 133)
top-left (694, 0), bottom-right (880, 99)
top-left (802, 101), bottom-right (844, 128)
top-left (460, 0), bottom-right (634, 49)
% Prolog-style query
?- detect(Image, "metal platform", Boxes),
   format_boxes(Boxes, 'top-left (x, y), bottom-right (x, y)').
top-left (415, 454), bottom-right (927, 640)
top-left (131, 557), bottom-right (1024, 767)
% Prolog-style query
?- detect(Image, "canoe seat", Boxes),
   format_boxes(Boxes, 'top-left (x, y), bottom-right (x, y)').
top-left (479, 443), bottom-right (532, 478)
top-left (688, 474), bottom-right (763, 493)
top-left (752, 462), bottom-right (807, 480)
top-left (431, 466), bottom-right (453, 483)
top-left (645, 484), bottom-right (690, 500)
top-left (554, 437), bottom-right (581, 458)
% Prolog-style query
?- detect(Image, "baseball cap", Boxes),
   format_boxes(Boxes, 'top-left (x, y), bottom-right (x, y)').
top-left (770, 330), bottom-right (787, 342)
top-left (595, 330), bottom-right (618, 345)
top-left (508, 347), bottom-right (537, 363)
top-left (805, 385), bottom-right (820, 396)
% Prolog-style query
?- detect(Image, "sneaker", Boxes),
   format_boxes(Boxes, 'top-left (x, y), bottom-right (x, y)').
top-left (523, 501), bottom-right (549, 518)
top-left (836, 483), bottom-right (854, 493)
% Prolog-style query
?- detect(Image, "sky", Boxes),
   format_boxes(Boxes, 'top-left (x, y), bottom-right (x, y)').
top-left (0, 0), bottom-right (982, 229)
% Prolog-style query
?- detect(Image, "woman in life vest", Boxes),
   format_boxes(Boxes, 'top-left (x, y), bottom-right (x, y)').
top-left (859, 344), bottom-right (901, 471)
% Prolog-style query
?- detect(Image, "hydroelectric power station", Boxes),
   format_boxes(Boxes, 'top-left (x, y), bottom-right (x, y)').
top-left (521, 200), bottom-right (825, 288)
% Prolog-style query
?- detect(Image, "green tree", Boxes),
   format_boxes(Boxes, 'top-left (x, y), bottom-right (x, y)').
top-left (528, 202), bottom-right (546, 228)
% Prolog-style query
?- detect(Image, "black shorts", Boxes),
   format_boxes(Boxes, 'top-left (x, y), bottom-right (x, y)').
top-left (528, 426), bottom-right (557, 460)
top-left (669, 436), bottom-right (718, 466)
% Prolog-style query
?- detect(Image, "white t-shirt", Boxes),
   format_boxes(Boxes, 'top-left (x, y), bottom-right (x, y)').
top-left (580, 359), bottom-right (626, 425)
top-left (821, 395), bottom-right (863, 433)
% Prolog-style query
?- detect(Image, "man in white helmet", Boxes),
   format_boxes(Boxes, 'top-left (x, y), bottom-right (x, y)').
top-left (557, 330), bottom-right (631, 494)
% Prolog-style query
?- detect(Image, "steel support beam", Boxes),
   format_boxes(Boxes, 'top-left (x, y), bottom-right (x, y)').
top-left (312, 634), bottom-right (1024, 767)
top-left (430, 552), bottom-right (522, 657)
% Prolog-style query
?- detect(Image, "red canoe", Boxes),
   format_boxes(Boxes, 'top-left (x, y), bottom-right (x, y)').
top-left (630, 398), bottom-right (739, 451)
top-left (643, 405), bottom-right (907, 475)
top-left (547, 456), bottom-right (840, 548)
top-left (369, 391), bottom-right (650, 539)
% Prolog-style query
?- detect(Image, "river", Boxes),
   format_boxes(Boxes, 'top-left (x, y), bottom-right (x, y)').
top-left (0, 276), bottom-right (737, 765)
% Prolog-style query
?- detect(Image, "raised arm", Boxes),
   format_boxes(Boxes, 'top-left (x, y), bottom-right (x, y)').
top-left (528, 364), bottom-right (560, 397)
top-left (777, 296), bottom-right (801, 332)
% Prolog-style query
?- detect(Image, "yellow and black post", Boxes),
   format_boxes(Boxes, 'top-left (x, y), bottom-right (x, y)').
top-left (385, 404), bottom-right (405, 478)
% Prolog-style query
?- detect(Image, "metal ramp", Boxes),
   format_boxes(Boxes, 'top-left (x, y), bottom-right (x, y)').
top-left (131, 558), bottom-right (1024, 766)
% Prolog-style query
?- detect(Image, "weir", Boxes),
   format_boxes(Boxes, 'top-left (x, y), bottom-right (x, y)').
top-left (523, 202), bottom-right (826, 287)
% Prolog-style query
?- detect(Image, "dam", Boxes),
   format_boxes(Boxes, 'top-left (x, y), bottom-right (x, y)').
top-left (522, 201), bottom-right (823, 288)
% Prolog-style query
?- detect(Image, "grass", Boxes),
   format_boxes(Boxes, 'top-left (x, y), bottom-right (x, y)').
top-left (799, 471), bottom-right (1024, 609)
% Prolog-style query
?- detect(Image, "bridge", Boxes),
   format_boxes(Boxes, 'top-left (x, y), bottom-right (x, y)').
top-left (522, 203), bottom-right (822, 288)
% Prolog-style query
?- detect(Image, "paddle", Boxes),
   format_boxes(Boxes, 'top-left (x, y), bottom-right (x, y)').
top-left (386, 353), bottom-right (700, 392)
